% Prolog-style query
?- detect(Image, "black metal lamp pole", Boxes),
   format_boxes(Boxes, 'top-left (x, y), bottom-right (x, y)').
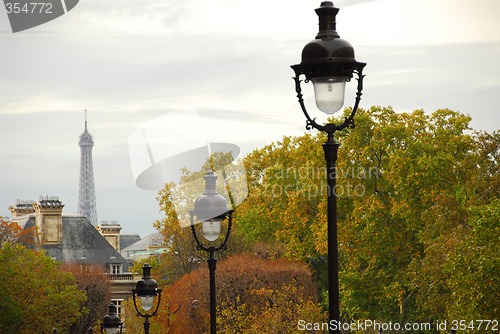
top-left (291, 2), bottom-right (366, 333)
top-left (132, 264), bottom-right (163, 334)
top-left (100, 303), bottom-right (123, 334)
top-left (189, 171), bottom-right (233, 334)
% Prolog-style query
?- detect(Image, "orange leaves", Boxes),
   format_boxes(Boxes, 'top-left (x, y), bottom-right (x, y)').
top-left (60, 263), bottom-right (112, 333)
top-left (160, 255), bottom-right (323, 334)
top-left (0, 218), bottom-right (37, 246)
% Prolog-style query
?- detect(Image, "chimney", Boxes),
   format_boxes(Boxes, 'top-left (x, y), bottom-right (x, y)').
top-left (33, 196), bottom-right (64, 245)
top-left (9, 199), bottom-right (35, 219)
top-left (97, 220), bottom-right (122, 251)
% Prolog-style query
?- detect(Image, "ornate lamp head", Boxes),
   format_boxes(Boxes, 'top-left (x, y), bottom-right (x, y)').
top-left (292, 2), bottom-right (366, 133)
top-left (192, 171), bottom-right (230, 242)
top-left (101, 304), bottom-right (122, 334)
top-left (132, 264), bottom-right (162, 313)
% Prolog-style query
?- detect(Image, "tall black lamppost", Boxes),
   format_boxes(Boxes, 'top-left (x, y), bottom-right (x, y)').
top-left (189, 171), bottom-right (233, 334)
top-left (132, 264), bottom-right (163, 334)
top-left (291, 2), bottom-right (366, 333)
top-left (100, 303), bottom-right (123, 334)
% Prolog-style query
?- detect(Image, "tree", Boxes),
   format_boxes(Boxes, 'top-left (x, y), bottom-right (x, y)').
top-left (61, 263), bottom-right (112, 334)
top-left (445, 199), bottom-right (500, 320)
top-left (232, 106), bottom-right (498, 327)
top-left (153, 106), bottom-right (497, 329)
top-left (154, 183), bottom-right (202, 284)
top-left (0, 243), bottom-right (86, 334)
top-left (0, 217), bottom-right (36, 246)
top-left (123, 297), bottom-right (168, 334)
top-left (160, 255), bottom-right (324, 334)
top-left (223, 283), bottom-right (326, 334)
top-left (239, 133), bottom-right (325, 260)
top-left (414, 129), bottom-right (500, 323)
top-left (131, 255), bottom-right (161, 274)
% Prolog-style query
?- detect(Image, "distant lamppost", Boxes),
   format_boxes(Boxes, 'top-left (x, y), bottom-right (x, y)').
top-left (100, 303), bottom-right (123, 334)
top-left (132, 264), bottom-right (163, 334)
top-left (189, 171), bottom-right (233, 334)
top-left (291, 2), bottom-right (366, 334)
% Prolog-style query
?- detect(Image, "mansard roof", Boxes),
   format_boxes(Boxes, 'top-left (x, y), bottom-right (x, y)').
top-left (24, 215), bottom-right (128, 269)
top-left (120, 233), bottom-right (142, 250)
top-left (12, 214), bottom-right (32, 229)
top-left (121, 231), bottom-right (164, 252)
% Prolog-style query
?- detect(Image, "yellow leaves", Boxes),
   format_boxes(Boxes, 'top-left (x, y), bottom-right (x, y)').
top-left (218, 281), bottom-right (326, 334)
top-left (0, 243), bottom-right (86, 333)
top-left (151, 105), bottom-right (498, 327)
top-left (162, 255), bottom-right (323, 334)
top-left (312, 200), bottom-right (328, 255)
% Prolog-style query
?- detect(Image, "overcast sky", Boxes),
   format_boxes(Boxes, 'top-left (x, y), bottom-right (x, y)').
top-left (1, 0), bottom-right (499, 237)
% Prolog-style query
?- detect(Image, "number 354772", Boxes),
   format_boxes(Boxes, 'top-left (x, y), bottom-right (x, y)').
top-left (5, 2), bottom-right (53, 14)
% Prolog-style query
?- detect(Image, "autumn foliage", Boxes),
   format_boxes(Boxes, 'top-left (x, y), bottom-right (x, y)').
top-left (61, 263), bottom-right (112, 333)
top-left (151, 106), bottom-right (498, 332)
top-left (236, 107), bottom-right (499, 324)
top-left (0, 218), bottom-right (37, 246)
top-left (158, 255), bottom-right (324, 334)
top-left (0, 243), bottom-right (86, 333)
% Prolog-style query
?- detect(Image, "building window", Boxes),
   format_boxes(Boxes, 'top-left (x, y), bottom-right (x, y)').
top-left (111, 299), bottom-right (124, 320)
top-left (111, 264), bottom-right (122, 274)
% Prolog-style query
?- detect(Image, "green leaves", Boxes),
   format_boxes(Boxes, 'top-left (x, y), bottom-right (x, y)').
top-left (445, 199), bottom-right (500, 320)
top-left (0, 243), bottom-right (86, 333)
top-left (153, 106), bottom-right (498, 328)
top-left (236, 106), bottom-right (498, 325)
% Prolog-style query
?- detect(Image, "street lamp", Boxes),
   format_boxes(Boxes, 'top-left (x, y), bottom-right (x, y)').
top-left (100, 303), bottom-right (123, 334)
top-left (291, 2), bottom-right (366, 334)
top-left (132, 264), bottom-right (163, 334)
top-left (189, 171), bottom-right (233, 334)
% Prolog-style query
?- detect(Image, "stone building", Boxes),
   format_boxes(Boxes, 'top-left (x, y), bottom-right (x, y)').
top-left (121, 231), bottom-right (166, 260)
top-left (9, 196), bottom-right (136, 318)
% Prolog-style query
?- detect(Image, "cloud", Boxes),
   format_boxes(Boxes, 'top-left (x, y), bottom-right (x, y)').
top-left (335, 0), bottom-right (383, 7)
top-left (0, 0), bottom-right (498, 235)
top-left (334, 0), bottom-right (500, 47)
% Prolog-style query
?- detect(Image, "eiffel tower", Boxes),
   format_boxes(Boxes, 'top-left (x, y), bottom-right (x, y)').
top-left (78, 110), bottom-right (98, 225)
